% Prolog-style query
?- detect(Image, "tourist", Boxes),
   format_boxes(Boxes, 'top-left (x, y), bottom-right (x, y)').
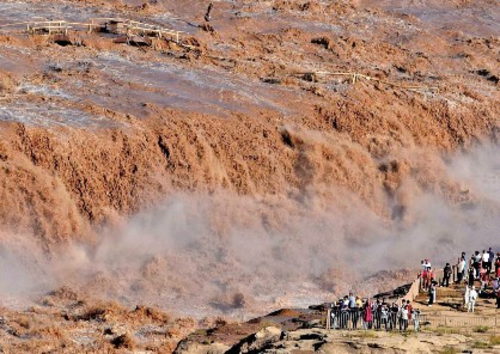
top-left (355, 296), bottom-right (362, 308)
top-left (413, 309), bottom-right (420, 332)
top-left (340, 296), bottom-right (349, 329)
top-left (373, 299), bottom-right (381, 330)
top-left (482, 250), bottom-right (490, 275)
top-left (424, 259), bottom-right (432, 269)
top-left (406, 300), bottom-right (413, 328)
top-left (397, 303), bottom-right (403, 329)
top-left (348, 293), bottom-right (356, 308)
top-left (380, 304), bottom-right (389, 331)
top-left (493, 278), bottom-right (500, 294)
top-left (468, 266), bottom-right (475, 287)
top-left (428, 282), bottom-right (435, 306)
top-left (426, 267), bottom-right (434, 291)
top-left (474, 251), bottom-right (482, 277)
top-left (479, 266), bottom-right (489, 292)
top-left (495, 255), bottom-right (500, 277)
top-left (464, 283), bottom-right (470, 309)
top-left (390, 302), bottom-right (399, 330)
top-left (443, 263), bottom-right (452, 287)
top-left (488, 247), bottom-right (495, 274)
top-left (468, 286), bottom-right (478, 312)
top-left (422, 267), bottom-right (429, 291)
top-left (363, 299), bottom-right (373, 329)
top-left (401, 305), bottom-right (409, 331)
top-left (469, 256), bottom-right (476, 279)
top-left (348, 293), bottom-right (358, 329)
top-left (457, 257), bottom-right (466, 283)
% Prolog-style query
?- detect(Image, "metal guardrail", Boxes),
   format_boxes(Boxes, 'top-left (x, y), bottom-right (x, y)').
top-left (325, 309), bottom-right (500, 335)
top-left (326, 309), bottom-right (421, 331)
top-left (419, 314), bottom-right (500, 335)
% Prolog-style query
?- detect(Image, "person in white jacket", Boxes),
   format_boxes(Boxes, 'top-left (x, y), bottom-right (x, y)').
top-left (464, 284), bottom-right (470, 309)
top-left (457, 257), bottom-right (466, 283)
top-left (468, 286), bottom-right (478, 313)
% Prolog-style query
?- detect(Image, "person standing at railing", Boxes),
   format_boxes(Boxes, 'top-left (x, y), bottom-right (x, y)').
top-left (363, 299), bottom-right (373, 329)
top-left (401, 305), bottom-right (409, 331)
top-left (355, 296), bottom-right (362, 308)
top-left (428, 281), bottom-right (436, 306)
top-left (373, 299), bottom-right (381, 330)
top-left (425, 267), bottom-right (434, 291)
top-left (413, 309), bottom-right (420, 332)
top-left (329, 303), bottom-right (338, 329)
top-left (348, 293), bottom-right (359, 329)
top-left (380, 304), bottom-right (389, 331)
top-left (406, 300), bottom-right (413, 328)
top-left (390, 302), bottom-right (399, 330)
top-left (340, 296), bottom-right (349, 329)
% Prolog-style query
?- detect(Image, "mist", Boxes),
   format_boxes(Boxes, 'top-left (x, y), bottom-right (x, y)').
top-left (0, 143), bottom-right (499, 317)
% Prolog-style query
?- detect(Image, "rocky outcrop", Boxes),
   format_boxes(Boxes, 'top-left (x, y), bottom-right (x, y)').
top-left (226, 326), bottom-right (283, 354)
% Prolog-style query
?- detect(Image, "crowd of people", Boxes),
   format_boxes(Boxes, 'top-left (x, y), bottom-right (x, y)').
top-left (327, 248), bottom-right (500, 332)
top-left (421, 248), bottom-right (500, 311)
top-left (327, 294), bottom-right (420, 331)
top-left (456, 249), bottom-right (500, 311)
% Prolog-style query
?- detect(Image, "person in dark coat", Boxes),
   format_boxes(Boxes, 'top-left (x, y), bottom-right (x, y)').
top-left (443, 263), bottom-right (452, 287)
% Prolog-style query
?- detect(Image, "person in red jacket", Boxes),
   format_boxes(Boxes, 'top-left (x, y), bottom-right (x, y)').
top-left (363, 299), bottom-right (373, 329)
top-left (426, 267), bottom-right (434, 290)
top-left (406, 300), bottom-right (413, 321)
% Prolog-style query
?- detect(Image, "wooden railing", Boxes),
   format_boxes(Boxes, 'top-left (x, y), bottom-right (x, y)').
top-left (2, 17), bottom-right (183, 43)
top-left (287, 71), bottom-right (440, 93)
